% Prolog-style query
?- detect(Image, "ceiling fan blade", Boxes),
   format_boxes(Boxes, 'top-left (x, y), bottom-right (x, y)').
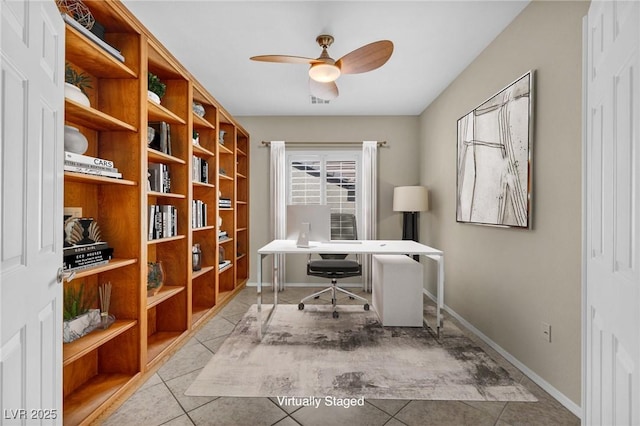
top-left (250, 55), bottom-right (320, 65)
top-left (336, 40), bottom-right (394, 74)
top-left (310, 79), bottom-right (339, 100)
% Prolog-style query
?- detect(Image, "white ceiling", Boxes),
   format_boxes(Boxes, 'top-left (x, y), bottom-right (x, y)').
top-left (122, 0), bottom-right (530, 116)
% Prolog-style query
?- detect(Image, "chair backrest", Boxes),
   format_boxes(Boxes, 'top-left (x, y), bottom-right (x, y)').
top-left (320, 213), bottom-right (357, 260)
top-left (331, 213), bottom-right (358, 240)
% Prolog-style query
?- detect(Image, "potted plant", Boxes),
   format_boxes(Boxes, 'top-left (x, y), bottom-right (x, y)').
top-left (64, 62), bottom-right (92, 107)
top-left (148, 72), bottom-right (166, 104)
top-left (63, 283), bottom-right (100, 343)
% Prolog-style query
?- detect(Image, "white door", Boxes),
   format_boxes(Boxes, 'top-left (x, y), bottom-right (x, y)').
top-left (584, 1), bottom-right (640, 425)
top-left (1, 0), bottom-right (64, 423)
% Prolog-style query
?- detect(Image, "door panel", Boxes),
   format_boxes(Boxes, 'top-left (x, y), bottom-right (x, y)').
top-left (1, 0), bottom-right (64, 423)
top-left (584, 1), bottom-right (639, 425)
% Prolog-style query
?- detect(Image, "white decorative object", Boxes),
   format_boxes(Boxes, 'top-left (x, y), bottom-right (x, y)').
top-left (64, 125), bottom-right (88, 154)
top-left (148, 90), bottom-right (161, 104)
top-left (193, 102), bottom-right (205, 117)
top-left (63, 309), bottom-right (101, 343)
top-left (64, 82), bottom-right (90, 107)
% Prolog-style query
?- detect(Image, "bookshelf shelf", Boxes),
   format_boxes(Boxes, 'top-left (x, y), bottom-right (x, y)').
top-left (148, 148), bottom-right (187, 164)
top-left (64, 25), bottom-right (137, 80)
top-left (63, 320), bottom-right (138, 366)
top-left (219, 174), bottom-right (233, 181)
top-left (65, 99), bottom-right (137, 132)
top-left (64, 171), bottom-right (136, 186)
top-left (192, 266), bottom-right (214, 280)
top-left (218, 144), bottom-right (233, 155)
top-left (69, 258), bottom-right (138, 280)
top-left (193, 144), bottom-right (215, 157)
top-left (193, 113), bottom-right (215, 130)
top-left (147, 191), bottom-right (186, 199)
top-left (148, 100), bottom-right (186, 124)
top-left (193, 225), bottom-right (215, 232)
top-left (147, 235), bottom-right (186, 245)
top-left (193, 181), bottom-right (215, 189)
top-left (146, 286), bottom-right (184, 309)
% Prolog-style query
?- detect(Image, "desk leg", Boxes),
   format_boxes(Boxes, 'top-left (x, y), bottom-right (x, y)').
top-left (424, 254), bottom-right (444, 338)
top-left (437, 255), bottom-right (444, 336)
top-left (257, 253), bottom-right (278, 340)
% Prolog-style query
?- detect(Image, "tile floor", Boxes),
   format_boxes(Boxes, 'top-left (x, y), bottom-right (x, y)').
top-left (103, 287), bottom-right (580, 426)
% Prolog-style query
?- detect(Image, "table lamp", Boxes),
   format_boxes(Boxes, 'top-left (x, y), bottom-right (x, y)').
top-left (393, 186), bottom-right (429, 259)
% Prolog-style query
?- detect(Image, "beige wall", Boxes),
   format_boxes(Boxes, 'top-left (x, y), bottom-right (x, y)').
top-left (418, 0), bottom-right (588, 405)
top-left (237, 115), bottom-right (420, 283)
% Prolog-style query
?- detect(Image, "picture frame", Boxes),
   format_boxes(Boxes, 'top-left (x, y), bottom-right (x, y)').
top-left (456, 70), bottom-right (534, 228)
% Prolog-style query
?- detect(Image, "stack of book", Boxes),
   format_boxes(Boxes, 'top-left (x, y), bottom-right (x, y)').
top-left (64, 151), bottom-right (122, 179)
top-left (64, 241), bottom-right (114, 272)
top-left (219, 197), bottom-right (231, 208)
top-left (148, 163), bottom-right (171, 193)
top-left (218, 260), bottom-right (231, 270)
top-left (148, 204), bottom-right (178, 240)
top-left (218, 230), bottom-right (229, 241)
top-left (192, 200), bottom-right (208, 228)
top-left (192, 156), bottom-right (209, 183)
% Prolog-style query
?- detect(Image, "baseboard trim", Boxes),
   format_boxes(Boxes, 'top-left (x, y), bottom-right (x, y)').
top-left (423, 289), bottom-right (582, 419)
top-left (246, 281), bottom-right (363, 288)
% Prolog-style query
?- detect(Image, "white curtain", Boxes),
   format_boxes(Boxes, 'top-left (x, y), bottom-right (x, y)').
top-left (270, 141), bottom-right (287, 290)
top-left (361, 141), bottom-right (378, 292)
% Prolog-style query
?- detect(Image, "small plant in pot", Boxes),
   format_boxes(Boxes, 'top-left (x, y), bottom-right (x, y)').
top-left (63, 283), bottom-right (101, 343)
top-left (148, 72), bottom-right (166, 104)
top-left (65, 62), bottom-right (92, 107)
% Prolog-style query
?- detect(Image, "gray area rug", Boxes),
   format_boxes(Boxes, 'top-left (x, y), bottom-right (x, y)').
top-left (186, 304), bottom-right (536, 402)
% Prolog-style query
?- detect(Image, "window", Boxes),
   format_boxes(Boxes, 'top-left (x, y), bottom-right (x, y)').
top-left (287, 150), bottom-right (361, 236)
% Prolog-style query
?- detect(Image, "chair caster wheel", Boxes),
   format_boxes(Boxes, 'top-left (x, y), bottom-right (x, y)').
top-left (349, 296), bottom-right (355, 300)
top-left (333, 311), bottom-right (339, 319)
top-left (298, 303), bottom-right (304, 310)
top-left (314, 296), bottom-right (320, 300)
top-left (364, 304), bottom-right (370, 311)
top-left (331, 298), bottom-right (336, 304)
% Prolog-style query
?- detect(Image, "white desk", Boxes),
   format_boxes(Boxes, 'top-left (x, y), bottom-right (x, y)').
top-left (256, 239), bottom-right (444, 338)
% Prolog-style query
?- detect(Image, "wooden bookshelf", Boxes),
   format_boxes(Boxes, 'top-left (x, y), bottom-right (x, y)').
top-left (61, 1), bottom-right (249, 423)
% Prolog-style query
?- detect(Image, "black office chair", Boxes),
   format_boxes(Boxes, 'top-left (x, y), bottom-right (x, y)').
top-left (298, 213), bottom-right (370, 318)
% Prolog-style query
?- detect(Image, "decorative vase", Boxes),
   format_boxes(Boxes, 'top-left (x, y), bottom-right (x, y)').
top-left (63, 309), bottom-right (101, 343)
top-left (64, 82), bottom-right (90, 107)
top-left (147, 90), bottom-right (161, 104)
top-left (64, 125), bottom-right (88, 154)
top-left (192, 244), bottom-right (202, 271)
top-left (147, 261), bottom-right (165, 296)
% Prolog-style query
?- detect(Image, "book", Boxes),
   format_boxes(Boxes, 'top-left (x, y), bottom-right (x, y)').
top-left (65, 159), bottom-right (118, 173)
top-left (64, 241), bottom-right (109, 256)
top-left (218, 260), bottom-right (231, 270)
top-left (65, 151), bottom-right (115, 169)
top-left (63, 247), bottom-right (114, 270)
top-left (148, 204), bottom-right (178, 240)
top-left (148, 163), bottom-right (170, 193)
top-left (64, 164), bottom-right (122, 179)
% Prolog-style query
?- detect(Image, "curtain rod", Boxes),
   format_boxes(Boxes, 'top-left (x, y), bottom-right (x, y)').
top-left (260, 140), bottom-right (387, 147)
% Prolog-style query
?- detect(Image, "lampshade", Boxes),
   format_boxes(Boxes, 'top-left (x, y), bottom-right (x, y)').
top-left (308, 63), bottom-right (341, 83)
top-left (393, 186), bottom-right (429, 212)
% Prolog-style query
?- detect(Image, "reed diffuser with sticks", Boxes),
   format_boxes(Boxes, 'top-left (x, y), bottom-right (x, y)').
top-left (98, 282), bottom-right (114, 329)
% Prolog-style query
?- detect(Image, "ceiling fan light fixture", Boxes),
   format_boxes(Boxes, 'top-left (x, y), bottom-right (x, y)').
top-left (308, 63), bottom-right (341, 83)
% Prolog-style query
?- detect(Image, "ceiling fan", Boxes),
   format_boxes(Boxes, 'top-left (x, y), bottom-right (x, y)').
top-left (250, 35), bottom-right (393, 100)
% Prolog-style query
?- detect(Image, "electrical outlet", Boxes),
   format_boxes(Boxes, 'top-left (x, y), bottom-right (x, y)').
top-left (541, 322), bottom-right (552, 343)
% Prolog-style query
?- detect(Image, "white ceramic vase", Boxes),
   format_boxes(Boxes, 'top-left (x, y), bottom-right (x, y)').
top-left (148, 90), bottom-right (161, 104)
top-left (64, 82), bottom-right (90, 107)
top-left (64, 125), bottom-right (88, 154)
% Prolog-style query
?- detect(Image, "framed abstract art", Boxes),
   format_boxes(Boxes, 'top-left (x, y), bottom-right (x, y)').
top-left (456, 71), bottom-right (534, 228)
